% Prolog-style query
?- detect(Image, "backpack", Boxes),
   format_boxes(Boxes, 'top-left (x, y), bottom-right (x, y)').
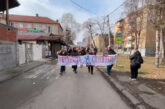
top-left (137, 56), bottom-right (143, 64)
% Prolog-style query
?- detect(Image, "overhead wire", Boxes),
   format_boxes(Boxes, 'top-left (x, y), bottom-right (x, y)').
top-left (70, 0), bottom-right (98, 16)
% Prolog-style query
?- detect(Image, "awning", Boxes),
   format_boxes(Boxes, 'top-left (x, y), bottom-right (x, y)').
top-left (18, 35), bottom-right (41, 41)
top-left (0, 0), bottom-right (20, 12)
top-left (18, 35), bottom-right (63, 42)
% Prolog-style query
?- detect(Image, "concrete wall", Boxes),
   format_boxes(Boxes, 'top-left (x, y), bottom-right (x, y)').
top-left (0, 41), bottom-right (17, 70)
top-left (33, 44), bottom-right (42, 61)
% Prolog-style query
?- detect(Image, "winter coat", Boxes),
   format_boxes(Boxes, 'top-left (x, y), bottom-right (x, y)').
top-left (130, 51), bottom-right (143, 68)
top-left (71, 50), bottom-right (79, 56)
top-left (79, 49), bottom-right (86, 56)
top-left (105, 49), bottom-right (116, 55)
top-left (86, 47), bottom-right (97, 55)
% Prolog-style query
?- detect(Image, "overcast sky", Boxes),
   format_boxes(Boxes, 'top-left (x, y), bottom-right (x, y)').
top-left (10, 0), bottom-right (124, 24)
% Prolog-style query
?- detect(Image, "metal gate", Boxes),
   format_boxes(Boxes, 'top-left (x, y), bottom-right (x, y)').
top-left (25, 43), bottom-right (33, 63)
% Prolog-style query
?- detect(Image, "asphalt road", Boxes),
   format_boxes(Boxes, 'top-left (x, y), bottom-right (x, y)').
top-left (0, 62), bottom-right (130, 109)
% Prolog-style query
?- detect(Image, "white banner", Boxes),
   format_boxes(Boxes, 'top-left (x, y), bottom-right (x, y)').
top-left (58, 55), bottom-right (118, 66)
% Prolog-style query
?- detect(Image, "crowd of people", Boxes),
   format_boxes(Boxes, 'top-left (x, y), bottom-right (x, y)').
top-left (57, 44), bottom-right (98, 75)
top-left (57, 45), bottom-right (143, 81)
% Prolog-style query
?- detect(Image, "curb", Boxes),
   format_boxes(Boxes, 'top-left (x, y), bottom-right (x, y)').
top-left (0, 61), bottom-right (46, 83)
top-left (97, 68), bottom-right (146, 109)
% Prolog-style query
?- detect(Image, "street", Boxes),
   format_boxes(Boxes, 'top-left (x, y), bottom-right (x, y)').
top-left (0, 62), bottom-right (130, 109)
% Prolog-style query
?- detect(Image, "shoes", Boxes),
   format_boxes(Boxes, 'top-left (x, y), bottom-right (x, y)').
top-left (74, 70), bottom-right (77, 74)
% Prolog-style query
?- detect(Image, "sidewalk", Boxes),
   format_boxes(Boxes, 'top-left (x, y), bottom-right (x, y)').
top-left (97, 67), bottom-right (165, 109)
top-left (0, 58), bottom-right (52, 82)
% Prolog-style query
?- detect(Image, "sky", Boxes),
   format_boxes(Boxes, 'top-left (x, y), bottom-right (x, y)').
top-left (10, 0), bottom-right (124, 24)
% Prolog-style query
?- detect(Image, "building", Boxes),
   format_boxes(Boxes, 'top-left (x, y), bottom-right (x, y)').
top-left (0, 14), bottom-right (65, 64)
top-left (0, 14), bottom-right (63, 35)
top-left (0, 0), bottom-right (19, 70)
top-left (93, 34), bottom-right (109, 52)
top-left (114, 7), bottom-right (156, 56)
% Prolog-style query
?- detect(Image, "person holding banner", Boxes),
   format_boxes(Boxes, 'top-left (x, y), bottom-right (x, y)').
top-left (86, 45), bottom-right (97, 75)
top-left (105, 46), bottom-right (116, 75)
top-left (57, 49), bottom-right (68, 76)
top-left (71, 47), bottom-right (79, 74)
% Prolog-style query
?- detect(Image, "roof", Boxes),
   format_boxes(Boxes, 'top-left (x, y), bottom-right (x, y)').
top-left (0, 14), bottom-right (63, 30)
top-left (12, 15), bottom-right (58, 24)
top-left (0, 14), bottom-right (59, 24)
top-left (0, 0), bottom-right (20, 11)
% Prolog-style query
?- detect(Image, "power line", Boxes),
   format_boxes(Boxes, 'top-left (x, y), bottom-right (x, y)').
top-left (70, 0), bottom-right (97, 16)
top-left (106, 0), bottom-right (127, 17)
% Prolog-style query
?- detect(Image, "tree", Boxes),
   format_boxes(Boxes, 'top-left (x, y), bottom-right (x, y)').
top-left (60, 13), bottom-right (80, 45)
top-left (123, 0), bottom-right (145, 50)
top-left (147, 0), bottom-right (165, 67)
top-left (82, 19), bottom-right (95, 47)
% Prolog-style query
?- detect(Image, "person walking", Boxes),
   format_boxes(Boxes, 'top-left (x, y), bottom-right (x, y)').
top-left (105, 46), bottom-right (116, 75)
top-left (86, 45), bottom-right (97, 75)
top-left (71, 47), bottom-right (79, 74)
top-left (129, 49), bottom-right (143, 80)
top-left (57, 48), bottom-right (67, 76)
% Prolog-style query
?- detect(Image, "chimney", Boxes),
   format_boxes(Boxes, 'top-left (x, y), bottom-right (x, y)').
top-left (56, 20), bottom-right (59, 23)
top-left (36, 13), bottom-right (39, 17)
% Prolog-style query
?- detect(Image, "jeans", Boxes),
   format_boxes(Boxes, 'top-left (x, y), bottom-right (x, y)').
top-left (130, 65), bottom-right (139, 79)
top-left (72, 65), bottom-right (77, 73)
top-left (60, 66), bottom-right (65, 73)
top-left (88, 65), bottom-right (94, 74)
top-left (107, 65), bottom-right (113, 75)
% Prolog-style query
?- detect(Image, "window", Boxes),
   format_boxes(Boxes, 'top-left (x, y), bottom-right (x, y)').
top-left (19, 23), bottom-right (23, 28)
top-left (50, 25), bottom-right (54, 32)
top-left (35, 24), bottom-right (39, 29)
top-left (42, 24), bottom-right (46, 30)
top-left (48, 25), bottom-right (54, 33)
top-left (27, 24), bottom-right (31, 28)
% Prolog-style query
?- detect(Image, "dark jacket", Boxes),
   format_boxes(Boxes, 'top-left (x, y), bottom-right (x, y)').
top-left (67, 48), bottom-right (72, 56)
top-left (71, 50), bottom-right (79, 56)
top-left (79, 48), bottom-right (86, 56)
top-left (105, 49), bottom-right (116, 55)
top-left (85, 47), bottom-right (97, 55)
top-left (130, 51), bottom-right (143, 68)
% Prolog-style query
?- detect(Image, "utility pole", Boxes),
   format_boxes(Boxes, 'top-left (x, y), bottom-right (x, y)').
top-left (107, 15), bottom-right (111, 46)
top-left (6, 0), bottom-right (9, 26)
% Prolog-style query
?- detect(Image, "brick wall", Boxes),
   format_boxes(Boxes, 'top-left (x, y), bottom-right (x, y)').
top-left (0, 23), bottom-right (17, 42)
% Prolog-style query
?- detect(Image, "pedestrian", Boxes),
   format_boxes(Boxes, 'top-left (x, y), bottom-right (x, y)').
top-left (57, 48), bottom-right (67, 76)
top-left (129, 48), bottom-right (143, 80)
top-left (71, 47), bottom-right (79, 74)
top-left (67, 47), bottom-right (72, 56)
top-left (105, 46), bottom-right (116, 75)
top-left (86, 44), bottom-right (97, 75)
top-left (79, 47), bottom-right (86, 56)
top-left (78, 47), bottom-right (86, 68)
